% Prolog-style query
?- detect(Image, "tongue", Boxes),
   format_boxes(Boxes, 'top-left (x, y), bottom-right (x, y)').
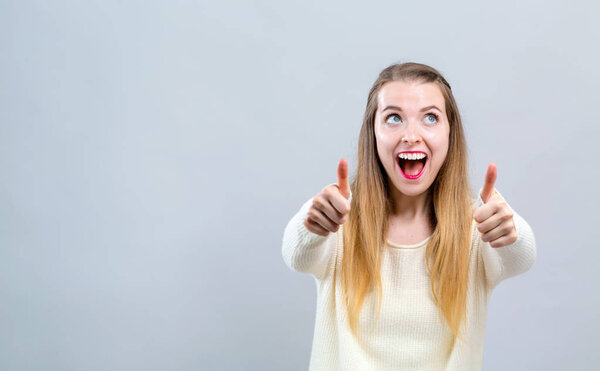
top-left (403, 159), bottom-right (424, 176)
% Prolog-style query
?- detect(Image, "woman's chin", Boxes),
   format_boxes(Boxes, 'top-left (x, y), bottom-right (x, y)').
top-left (389, 179), bottom-right (431, 197)
top-left (398, 187), bottom-right (429, 198)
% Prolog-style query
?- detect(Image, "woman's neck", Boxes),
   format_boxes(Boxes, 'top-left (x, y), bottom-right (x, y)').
top-left (389, 187), bottom-right (432, 221)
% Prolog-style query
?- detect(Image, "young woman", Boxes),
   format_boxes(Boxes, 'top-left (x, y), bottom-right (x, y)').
top-left (281, 62), bottom-right (536, 370)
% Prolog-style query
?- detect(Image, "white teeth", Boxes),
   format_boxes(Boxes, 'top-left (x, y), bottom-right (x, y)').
top-left (398, 153), bottom-right (426, 160)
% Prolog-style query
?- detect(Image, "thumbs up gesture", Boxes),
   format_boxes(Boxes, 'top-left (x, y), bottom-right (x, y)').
top-left (473, 163), bottom-right (518, 248)
top-left (304, 158), bottom-right (352, 237)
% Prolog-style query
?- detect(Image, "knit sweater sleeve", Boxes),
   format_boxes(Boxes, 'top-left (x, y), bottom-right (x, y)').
top-left (476, 188), bottom-right (537, 290)
top-left (281, 197), bottom-right (338, 280)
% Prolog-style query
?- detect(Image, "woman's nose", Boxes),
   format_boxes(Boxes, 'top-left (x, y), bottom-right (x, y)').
top-left (401, 122), bottom-right (422, 144)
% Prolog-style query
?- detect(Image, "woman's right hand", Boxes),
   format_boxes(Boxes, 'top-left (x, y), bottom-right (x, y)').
top-left (304, 158), bottom-right (352, 236)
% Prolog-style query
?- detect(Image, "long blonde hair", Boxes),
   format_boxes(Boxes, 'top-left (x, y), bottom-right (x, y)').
top-left (340, 62), bottom-right (474, 343)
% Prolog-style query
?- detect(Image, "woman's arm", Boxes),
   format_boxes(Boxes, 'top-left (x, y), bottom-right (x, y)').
top-left (281, 197), bottom-right (338, 281)
top-left (477, 188), bottom-right (537, 290)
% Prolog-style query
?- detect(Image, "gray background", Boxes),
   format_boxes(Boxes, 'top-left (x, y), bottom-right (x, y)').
top-left (1, 0), bottom-right (598, 370)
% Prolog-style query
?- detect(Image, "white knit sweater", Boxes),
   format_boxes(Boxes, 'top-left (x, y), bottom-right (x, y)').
top-left (281, 188), bottom-right (536, 371)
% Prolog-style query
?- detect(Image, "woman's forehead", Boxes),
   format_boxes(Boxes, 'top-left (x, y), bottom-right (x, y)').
top-left (377, 81), bottom-right (445, 112)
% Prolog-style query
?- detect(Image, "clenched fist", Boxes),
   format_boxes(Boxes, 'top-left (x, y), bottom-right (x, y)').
top-left (473, 163), bottom-right (518, 248)
top-left (304, 158), bottom-right (352, 237)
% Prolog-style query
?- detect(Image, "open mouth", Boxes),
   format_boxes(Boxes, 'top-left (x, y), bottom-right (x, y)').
top-left (397, 153), bottom-right (427, 179)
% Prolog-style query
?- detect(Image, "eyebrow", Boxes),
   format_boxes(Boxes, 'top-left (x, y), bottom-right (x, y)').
top-left (382, 105), bottom-right (442, 113)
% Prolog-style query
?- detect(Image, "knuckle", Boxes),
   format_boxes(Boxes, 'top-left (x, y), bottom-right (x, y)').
top-left (327, 219), bottom-right (337, 230)
top-left (327, 185), bottom-right (340, 198)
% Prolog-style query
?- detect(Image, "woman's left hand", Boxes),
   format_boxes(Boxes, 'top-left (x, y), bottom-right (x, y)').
top-left (473, 163), bottom-right (518, 248)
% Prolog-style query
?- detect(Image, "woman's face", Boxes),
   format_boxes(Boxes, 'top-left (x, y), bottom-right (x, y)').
top-left (374, 80), bottom-right (450, 198)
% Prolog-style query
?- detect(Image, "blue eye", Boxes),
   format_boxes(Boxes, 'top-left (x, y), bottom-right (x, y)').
top-left (386, 114), bottom-right (402, 124)
top-left (425, 113), bottom-right (439, 124)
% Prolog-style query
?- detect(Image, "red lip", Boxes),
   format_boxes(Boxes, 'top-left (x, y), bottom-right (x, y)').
top-left (396, 151), bottom-right (428, 180)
